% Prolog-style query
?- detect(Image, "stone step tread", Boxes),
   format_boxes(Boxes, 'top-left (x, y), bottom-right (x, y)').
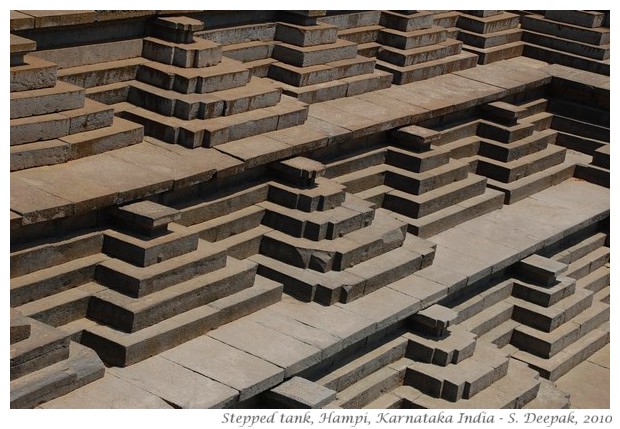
top-left (81, 275), bottom-right (282, 366)
top-left (11, 55), bottom-right (59, 93)
top-left (274, 37), bottom-right (357, 54)
top-left (95, 239), bottom-right (228, 290)
top-left (576, 265), bottom-right (610, 292)
top-left (457, 301), bottom-right (514, 335)
top-left (521, 15), bottom-right (610, 45)
top-left (329, 365), bottom-right (404, 408)
top-left (10, 316), bottom-right (70, 365)
top-left (478, 319), bottom-right (521, 347)
top-left (93, 256), bottom-right (256, 313)
top-left (139, 56), bottom-right (249, 80)
top-left (338, 24), bottom-right (384, 37)
top-left (379, 25), bottom-right (447, 39)
top-left (485, 160), bottom-right (574, 198)
top-left (57, 57), bottom-right (146, 77)
top-left (379, 38), bottom-right (462, 57)
top-left (477, 143), bottom-right (566, 170)
top-left (376, 51), bottom-right (476, 72)
top-left (10, 341), bottom-right (105, 409)
top-left (14, 282), bottom-right (105, 322)
top-left (522, 29), bottom-right (610, 56)
top-left (478, 129), bottom-right (557, 162)
top-left (185, 204), bottom-right (265, 239)
top-left (10, 79), bottom-right (84, 106)
top-left (404, 328), bottom-right (477, 360)
top-left (57, 57), bottom-right (146, 88)
top-left (462, 40), bottom-right (524, 54)
top-left (10, 253), bottom-right (110, 306)
top-left (385, 173), bottom-right (487, 206)
top-left (512, 327), bottom-right (609, 380)
top-left (316, 336), bottom-right (408, 391)
top-left (143, 36), bottom-right (220, 51)
top-left (509, 286), bottom-right (594, 321)
top-left (402, 359), bottom-right (540, 408)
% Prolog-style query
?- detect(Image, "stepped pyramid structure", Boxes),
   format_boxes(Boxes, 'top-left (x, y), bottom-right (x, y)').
top-left (521, 11), bottom-right (610, 75)
top-left (375, 10), bottom-right (478, 84)
top-left (9, 10), bottom-right (610, 409)
top-left (121, 16), bottom-right (308, 147)
top-left (266, 11), bottom-right (392, 103)
top-left (10, 34), bottom-right (143, 171)
top-left (456, 10), bottom-right (524, 64)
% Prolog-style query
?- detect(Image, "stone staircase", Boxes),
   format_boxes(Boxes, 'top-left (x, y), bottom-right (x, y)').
top-left (375, 10), bottom-right (478, 84)
top-left (521, 11), bottom-right (610, 75)
top-left (456, 11), bottom-right (524, 64)
top-left (10, 200), bottom-right (283, 368)
top-left (265, 11), bottom-right (392, 103)
top-left (10, 34), bottom-right (143, 171)
top-left (426, 97), bottom-right (577, 204)
top-left (319, 10), bottom-right (384, 58)
top-left (118, 16), bottom-right (308, 148)
top-left (325, 127), bottom-right (504, 238)
top-left (10, 308), bottom-right (105, 409)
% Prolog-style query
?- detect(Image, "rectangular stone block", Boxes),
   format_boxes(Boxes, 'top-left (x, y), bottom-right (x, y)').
top-left (271, 39), bottom-right (358, 67)
top-left (268, 377), bottom-right (336, 408)
top-left (544, 10), bottom-right (605, 28)
top-left (516, 254), bottom-right (568, 286)
top-left (275, 22), bottom-right (339, 47)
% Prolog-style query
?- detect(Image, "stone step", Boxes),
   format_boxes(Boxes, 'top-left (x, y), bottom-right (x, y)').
top-left (324, 146), bottom-right (386, 178)
top-left (80, 275), bottom-right (282, 366)
top-left (519, 98), bottom-right (549, 116)
top-left (94, 239), bottom-right (228, 298)
top-left (478, 129), bottom-right (557, 163)
top-left (10, 341), bottom-right (105, 409)
top-left (477, 120), bottom-right (535, 143)
top-left (457, 12), bottom-right (520, 34)
top-left (259, 209), bottom-right (407, 273)
top-left (10, 310), bottom-right (31, 344)
top-left (11, 34), bottom-right (36, 66)
top-left (251, 223), bottom-right (427, 305)
top-left (515, 254), bottom-right (568, 286)
top-left (15, 283), bottom-right (104, 328)
top-left (378, 39), bottom-right (463, 67)
top-left (10, 98), bottom-right (115, 146)
top-left (185, 204), bottom-right (265, 242)
top-left (433, 11), bottom-right (460, 28)
top-left (457, 27), bottom-right (522, 49)
top-left (328, 364), bottom-right (406, 408)
top-left (403, 358), bottom-right (540, 409)
top-left (511, 300), bottom-right (609, 359)
top-left (522, 30), bottom-right (610, 60)
top-left (10, 80), bottom-right (85, 119)
top-left (245, 57), bottom-right (278, 77)
top-left (521, 111), bottom-right (554, 131)
top-left (544, 10), bottom-right (606, 28)
top-left (122, 95), bottom-right (308, 148)
top-left (136, 57), bottom-right (251, 94)
top-left (593, 285), bottom-right (610, 305)
top-left (10, 253), bottom-right (109, 307)
top-left (486, 159), bottom-right (575, 204)
top-left (357, 42), bottom-right (381, 57)
top-left (512, 326), bottom-right (609, 381)
top-left (386, 145), bottom-right (451, 173)
top-left (509, 287), bottom-right (594, 333)
top-left (102, 223), bottom-right (198, 268)
top-left (450, 278), bottom-right (514, 324)
top-left (476, 144), bottom-right (566, 183)
top-left (576, 265), bottom-right (610, 294)
top-left (142, 37), bottom-right (222, 68)
top-left (316, 337), bottom-right (408, 391)
top-left (459, 11), bottom-right (505, 18)
top-left (523, 378), bottom-right (570, 409)
top-left (10, 139), bottom-right (70, 171)
top-left (268, 55), bottom-right (376, 87)
top-left (377, 26), bottom-right (448, 50)
top-left (337, 25), bottom-right (383, 44)
top-left (275, 22), bottom-right (339, 47)
top-left (128, 77), bottom-right (282, 119)
top-left (216, 225), bottom-right (271, 260)
top-left (478, 319), bottom-right (521, 348)
top-left (317, 11), bottom-right (382, 30)
top-left (57, 57), bottom-right (146, 88)
top-left (221, 40), bottom-right (272, 63)
top-left (458, 301), bottom-right (514, 337)
top-left (11, 55), bottom-right (58, 93)
top-left (11, 317), bottom-right (71, 380)
top-left (268, 177), bottom-right (346, 213)
top-left (480, 101), bottom-right (528, 126)
top-left (551, 232), bottom-right (607, 264)
top-left (388, 187), bottom-right (504, 238)
top-left (405, 342), bottom-right (509, 401)
top-left (463, 41), bottom-right (524, 64)
top-left (404, 328), bottom-right (477, 366)
top-left (383, 173), bottom-right (487, 219)
top-left (271, 38), bottom-right (358, 67)
top-left (376, 51), bottom-right (478, 84)
top-left (277, 70), bottom-right (391, 104)
top-left (380, 11), bottom-right (435, 32)
top-left (552, 115), bottom-right (609, 143)
top-left (555, 132), bottom-right (607, 157)
top-left (90, 256), bottom-right (257, 333)
top-left (259, 194), bottom-right (375, 241)
top-left (521, 15), bottom-right (610, 45)
top-left (564, 246), bottom-right (610, 280)
top-left (85, 81), bottom-right (129, 104)
top-left (512, 276), bottom-right (576, 308)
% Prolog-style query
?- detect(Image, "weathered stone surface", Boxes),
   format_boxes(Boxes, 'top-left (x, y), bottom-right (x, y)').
top-left (268, 377), bottom-right (336, 408)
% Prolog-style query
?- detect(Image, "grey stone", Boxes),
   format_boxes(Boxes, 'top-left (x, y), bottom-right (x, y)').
top-left (268, 377), bottom-right (336, 408)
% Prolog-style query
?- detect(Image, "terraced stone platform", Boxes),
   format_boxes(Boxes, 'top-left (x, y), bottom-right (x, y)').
top-left (9, 10), bottom-right (611, 410)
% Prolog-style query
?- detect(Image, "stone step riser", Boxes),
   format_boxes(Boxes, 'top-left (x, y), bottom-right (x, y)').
top-left (476, 147), bottom-right (566, 184)
top-left (478, 132), bottom-right (556, 163)
top-left (380, 11), bottom-right (435, 32)
top-left (81, 277), bottom-right (282, 366)
top-left (18, 294), bottom-right (91, 329)
top-left (465, 42), bottom-right (524, 65)
top-left (377, 28), bottom-right (447, 50)
top-left (386, 147), bottom-right (450, 173)
top-left (512, 291), bottom-right (594, 333)
top-left (521, 15), bottom-right (610, 46)
top-left (512, 279), bottom-right (576, 308)
top-left (385, 164), bottom-right (470, 195)
top-left (336, 368), bottom-right (405, 408)
top-left (94, 248), bottom-right (227, 298)
top-left (58, 63), bottom-right (142, 89)
top-left (11, 56), bottom-right (58, 93)
top-left (384, 176), bottom-right (487, 219)
top-left (268, 57), bottom-right (376, 87)
top-left (222, 43), bottom-right (272, 63)
top-left (275, 23), bottom-right (339, 47)
top-left (271, 41), bottom-right (358, 67)
top-left (477, 121), bottom-right (535, 143)
top-left (551, 116), bottom-right (610, 143)
top-left (338, 27), bottom-right (381, 44)
top-left (378, 41), bottom-right (462, 67)
top-left (142, 38), bottom-right (222, 69)
top-left (522, 31), bottom-right (610, 60)
top-left (458, 28), bottom-right (522, 49)
top-left (89, 263), bottom-right (257, 333)
top-left (10, 85), bottom-right (86, 120)
top-left (523, 44), bottom-right (609, 77)
top-left (544, 11), bottom-right (606, 28)
top-left (267, 184), bottom-right (346, 213)
top-left (137, 64), bottom-right (251, 95)
top-left (317, 11), bottom-right (382, 30)
top-left (378, 53), bottom-right (478, 85)
top-left (457, 14), bottom-right (520, 34)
